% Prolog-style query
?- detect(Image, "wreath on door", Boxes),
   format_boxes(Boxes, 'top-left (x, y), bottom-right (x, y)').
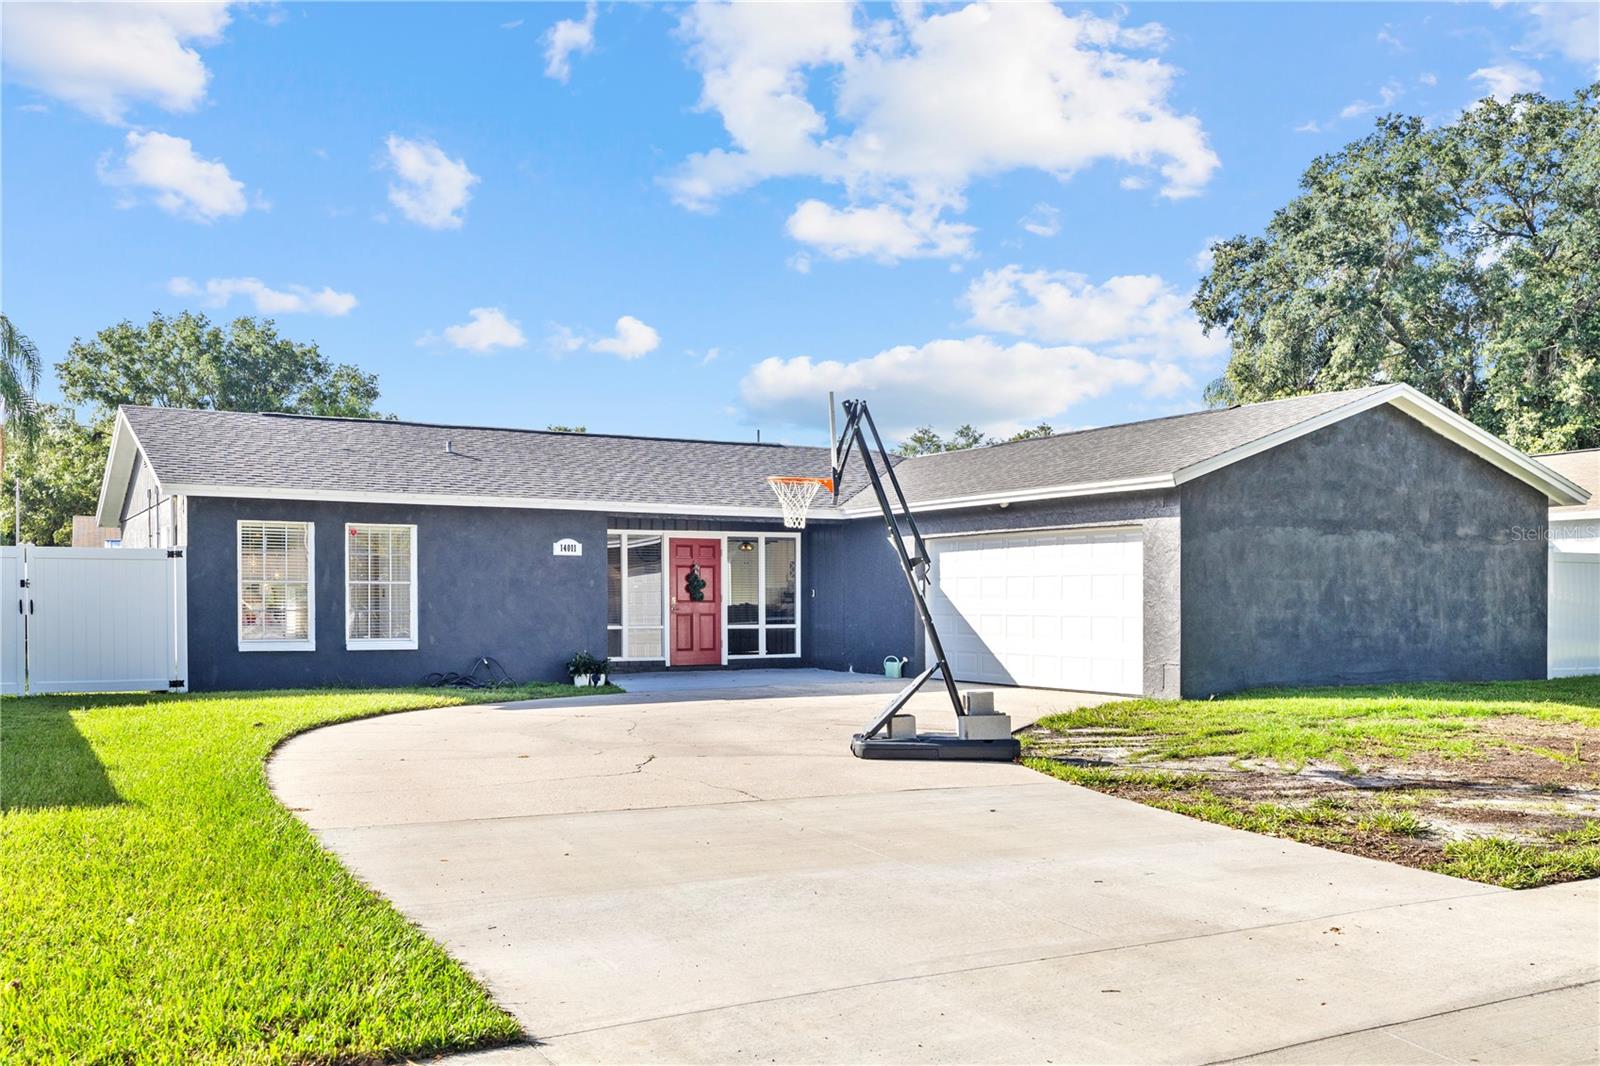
top-left (684, 562), bottom-right (707, 602)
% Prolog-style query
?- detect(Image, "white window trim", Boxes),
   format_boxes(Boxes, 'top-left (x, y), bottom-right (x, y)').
top-left (719, 532), bottom-right (802, 661)
top-left (344, 522), bottom-right (419, 651)
top-left (237, 519), bottom-right (316, 652)
top-left (610, 529), bottom-right (803, 665)
top-left (608, 532), bottom-right (667, 662)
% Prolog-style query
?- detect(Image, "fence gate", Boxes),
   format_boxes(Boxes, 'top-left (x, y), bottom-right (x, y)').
top-left (3, 546), bottom-right (187, 695)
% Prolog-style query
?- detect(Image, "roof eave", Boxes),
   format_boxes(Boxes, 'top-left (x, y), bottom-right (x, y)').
top-left (839, 474), bottom-right (1176, 517)
top-left (161, 481), bottom-right (843, 521)
top-left (95, 410), bottom-right (153, 528)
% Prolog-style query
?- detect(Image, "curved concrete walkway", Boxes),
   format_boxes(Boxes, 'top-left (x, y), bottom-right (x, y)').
top-left (271, 671), bottom-right (1599, 1065)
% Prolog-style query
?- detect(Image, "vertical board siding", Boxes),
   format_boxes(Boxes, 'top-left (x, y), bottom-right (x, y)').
top-left (1549, 550), bottom-right (1600, 678)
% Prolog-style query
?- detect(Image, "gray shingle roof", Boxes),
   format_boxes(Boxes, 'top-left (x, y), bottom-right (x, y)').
top-left (846, 386), bottom-right (1394, 509)
top-left (1533, 449), bottom-right (1599, 515)
top-left (121, 407), bottom-right (840, 513)
top-left (120, 386), bottom-right (1402, 517)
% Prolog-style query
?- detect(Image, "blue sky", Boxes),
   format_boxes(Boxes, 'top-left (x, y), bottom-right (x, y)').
top-left (3, 2), bottom-right (1596, 446)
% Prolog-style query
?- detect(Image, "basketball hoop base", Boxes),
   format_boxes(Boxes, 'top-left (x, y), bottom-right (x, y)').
top-left (850, 732), bottom-right (1021, 761)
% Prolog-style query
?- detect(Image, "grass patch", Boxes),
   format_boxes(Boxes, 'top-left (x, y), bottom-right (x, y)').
top-left (1023, 678), bottom-right (1600, 888)
top-left (1146, 792), bottom-right (1353, 846)
top-left (1430, 835), bottom-right (1600, 889)
top-left (1020, 757), bottom-right (1202, 792)
top-left (0, 683), bottom-right (620, 1063)
top-left (1032, 675), bottom-right (1600, 769)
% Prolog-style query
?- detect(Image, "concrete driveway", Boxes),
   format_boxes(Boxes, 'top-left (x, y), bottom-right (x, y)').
top-left (270, 670), bottom-right (1599, 1065)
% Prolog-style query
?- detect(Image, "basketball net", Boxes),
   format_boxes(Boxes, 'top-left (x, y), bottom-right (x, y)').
top-left (768, 476), bottom-right (833, 529)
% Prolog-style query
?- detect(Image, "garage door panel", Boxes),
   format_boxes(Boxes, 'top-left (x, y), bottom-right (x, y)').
top-left (929, 527), bottom-right (1143, 695)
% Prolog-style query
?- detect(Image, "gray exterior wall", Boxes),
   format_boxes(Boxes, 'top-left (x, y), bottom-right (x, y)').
top-left (1179, 404), bottom-right (1548, 696)
top-left (186, 496), bottom-right (610, 690)
top-left (184, 498), bottom-right (811, 690)
top-left (804, 518), bottom-right (920, 675)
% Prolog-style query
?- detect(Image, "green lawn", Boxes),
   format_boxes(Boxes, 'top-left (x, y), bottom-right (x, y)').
top-left (1022, 676), bottom-right (1600, 888)
top-left (1031, 676), bottom-right (1600, 770)
top-left (0, 683), bottom-right (620, 1064)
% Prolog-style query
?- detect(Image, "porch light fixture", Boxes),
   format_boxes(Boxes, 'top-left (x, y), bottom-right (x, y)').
top-left (737, 539), bottom-right (756, 552)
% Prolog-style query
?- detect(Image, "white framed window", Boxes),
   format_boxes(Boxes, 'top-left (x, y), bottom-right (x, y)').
top-left (238, 520), bottom-right (315, 651)
top-left (345, 523), bottom-right (418, 650)
top-left (727, 533), bottom-right (800, 658)
top-left (607, 533), bottom-right (665, 660)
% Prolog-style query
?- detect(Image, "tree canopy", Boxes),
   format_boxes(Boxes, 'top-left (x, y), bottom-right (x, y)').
top-left (896, 422), bottom-right (1054, 456)
top-left (1, 313), bottom-right (44, 467)
top-left (1, 406), bottom-right (107, 546)
top-left (59, 311), bottom-right (381, 420)
top-left (1193, 84), bottom-right (1600, 452)
top-left (4, 312), bottom-right (383, 545)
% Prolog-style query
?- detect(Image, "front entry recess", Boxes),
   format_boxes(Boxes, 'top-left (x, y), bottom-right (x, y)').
top-left (670, 539), bottom-right (722, 666)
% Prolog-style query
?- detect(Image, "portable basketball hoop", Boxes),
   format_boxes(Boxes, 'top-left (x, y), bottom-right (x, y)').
top-left (767, 475), bottom-right (833, 529)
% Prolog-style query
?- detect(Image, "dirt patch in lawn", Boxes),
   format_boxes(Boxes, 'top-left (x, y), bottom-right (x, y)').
top-left (1019, 714), bottom-right (1600, 888)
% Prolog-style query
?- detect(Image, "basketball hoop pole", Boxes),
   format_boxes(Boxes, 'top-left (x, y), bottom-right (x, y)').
top-left (827, 399), bottom-right (999, 758)
top-left (827, 392), bottom-right (838, 500)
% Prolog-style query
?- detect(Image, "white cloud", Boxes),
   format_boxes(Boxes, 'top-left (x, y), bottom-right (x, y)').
top-left (383, 135), bottom-right (479, 230)
top-left (1470, 63), bottom-right (1544, 102)
top-left (428, 308), bottom-right (527, 353)
top-left (1190, 236), bottom-right (1223, 274)
top-left (1338, 81), bottom-right (1402, 121)
top-left (167, 276), bottom-right (356, 316)
top-left (1515, 3), bottom-right (1599, 70)
top-left (98, 131), bottom-right (248, 222)
top-left (1293, 119), bottom-right (1324, 134)
top-left (962, 265), bottom-right (1226, 362)
top-left (785, 200), bottom-right (973, 262)
top-left (1418, 72), bottom-right (1438, 87)
top-left (738, 336), bottom-right (1151, 438)
top-left (1019, 203), bottom-right (1061, 238)
top-left (1376, 25), bottom-right (1405, 52)
top-left (551, 315), bottom-right (663, 359)
top-left (670, 2), bottom-right (1217, 258)
top-left (543, 1), bottom-right (597, 82)
top-left (589, 315), bottom-right (661, 359)
top-left (0, 2), bottom-right (232, 123)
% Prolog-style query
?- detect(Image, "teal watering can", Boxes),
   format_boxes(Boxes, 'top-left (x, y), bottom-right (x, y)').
top-left (883, 655), bottom-right (908, 679)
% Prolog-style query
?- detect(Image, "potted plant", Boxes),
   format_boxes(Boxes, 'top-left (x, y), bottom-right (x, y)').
top-left (566, 650), bottom-right (610, 687)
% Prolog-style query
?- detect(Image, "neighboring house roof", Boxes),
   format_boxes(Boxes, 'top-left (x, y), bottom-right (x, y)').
top-left (96, 384), bottom-right (1589, 527)
top-left (1533, 449), bottom-right (1600, 518)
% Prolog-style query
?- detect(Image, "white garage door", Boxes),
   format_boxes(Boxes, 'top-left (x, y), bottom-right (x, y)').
top-left (928, 527), bottom-right (1144, 694)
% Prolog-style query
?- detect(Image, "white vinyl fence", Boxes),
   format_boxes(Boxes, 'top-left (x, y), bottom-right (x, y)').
top-left (1, 548), bottom-right (23, 695)
top-left (1, 546), bottom-right (187, 695)
top-left (1550, 545), bottom-right (1600, 679)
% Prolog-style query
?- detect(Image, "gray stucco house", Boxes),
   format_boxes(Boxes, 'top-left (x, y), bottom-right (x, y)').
top-left (96, 384), bottom-right (1588, 698)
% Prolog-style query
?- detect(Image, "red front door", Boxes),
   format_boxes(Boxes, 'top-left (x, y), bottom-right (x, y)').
top-left (670, 538), bottom-right (722, 666)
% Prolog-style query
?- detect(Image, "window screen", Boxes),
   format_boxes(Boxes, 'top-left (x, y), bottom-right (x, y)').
top-left (239, 521), bottom-right (312, 644)
top-left (346, 524), bottom-right (416, 645)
